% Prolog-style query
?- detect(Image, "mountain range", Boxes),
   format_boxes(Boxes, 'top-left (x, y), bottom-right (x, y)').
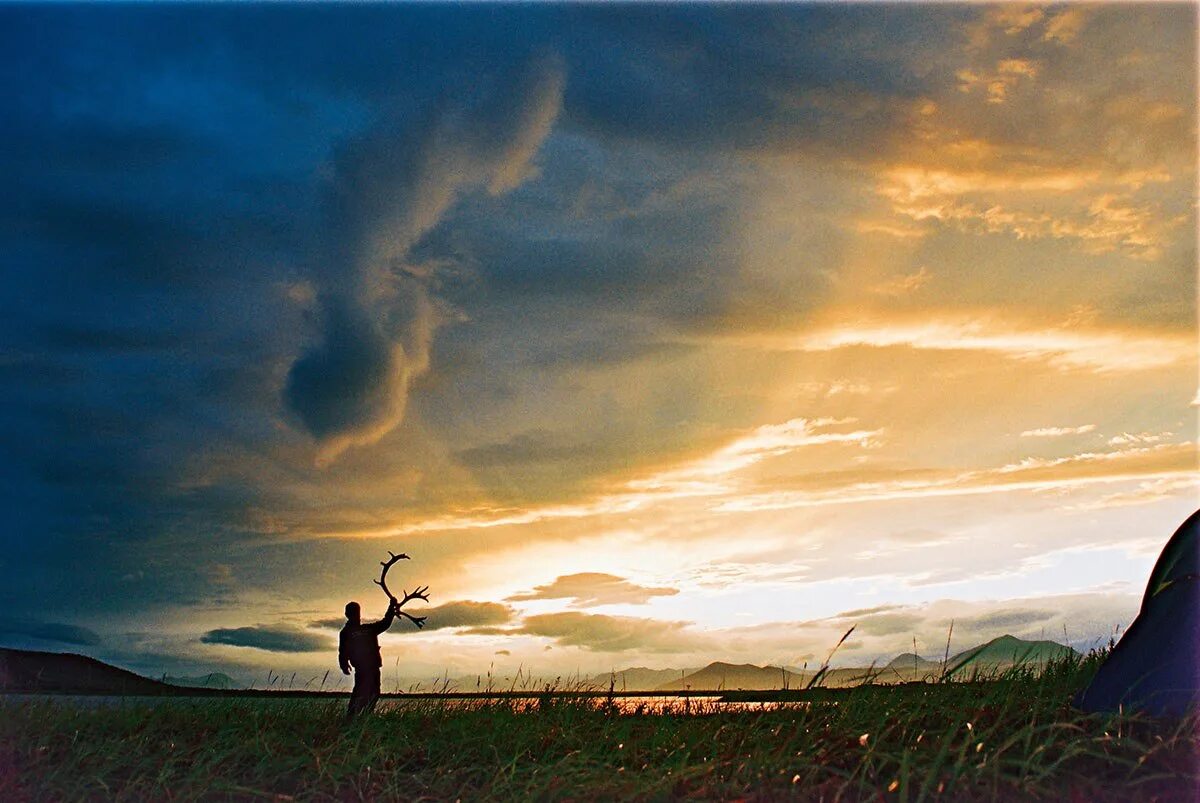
top-left (1, 635), bottom-right (1077, 695)
top-left (596, 635), bottom-right (1077, 691)
top-left (162, 672), bottom-right (239, 690)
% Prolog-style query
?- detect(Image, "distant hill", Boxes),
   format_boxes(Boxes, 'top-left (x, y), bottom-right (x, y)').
top-left (657, 662), bottom-right (806, 691)
top-left (617, 636), bottom-right (1077, 691)
top-left (947, 635), bottom-right (1077, 674)
top-left (0, 648), bottom-right (174, 694)
top-left (885, 653), bottom-right (941, 672)
top-left (162, 672), bottom-right (238, 690)
top-left (588, 667), bottom-right (689, 691)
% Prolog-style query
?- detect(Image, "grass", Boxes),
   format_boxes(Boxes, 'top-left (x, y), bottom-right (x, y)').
top-left (2, 651), bottom-right (1196, 801)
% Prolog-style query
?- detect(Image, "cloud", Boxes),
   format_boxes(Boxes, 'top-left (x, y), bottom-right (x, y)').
top-left (381, 421), bottom-right (1191, 538)
top-left (507, 573), bottom-right (679, 607)
top-left (854, 614), bottom-right (925, 637)
top-left (1021, 424), bottom-right (1096, 438)
top-left (200, 625), bottom-right (333, 653)
top-left (284, 58), bottom-right (565, 462)
top-left (382, 418), bottom-right (879, 536)
top-left (747, 593), bottom-right (1140, 666)
top-left (460, 626), bottom-right (513, 637)
top-left (284, 300), bottom-right (427, 462)
top-left (0, 620), bottom-right (103, 647)
top-left (418, 601), bottom-right (514, 631)
top-left (749, 318), bottom-right (1193, 373)
top-left (516, 612), bottom-right (708, 653)
top-left (935, 194), bottom-right (1182, 261)
top-left (715, 441), bottom-right (1196, 514)
top-left (1107, 431), bottom-right (1170, 447)
top-left (562, 6), bottom-right (931, 158)
top-left (992, 443), bottom-right (1193, 481)
top-left (831, 604), bottom-right (906, 619)
top-left (1066, 476), bottom-right (1197, 512)
top-left (873, 5), bottom-right (1191, 266)
top-left (870, 267), bottom-right (932, 297)
top-left (960, 608), bottom-right (1056, 631)
top-left (919, 596), bottom-right (1136, 652)
top-left (453, 430), bottom-right (598, 469)
top-left (1041, 7), bottom-right (1089, 44)
top-left (634, 418), bottom-right (880, 490)
top-left (956, 59), bottom-right (1040, 104)
top-left (794, 380), bottom-right (880, 398)
top-left (981, 5), bottom-right (1044, 38)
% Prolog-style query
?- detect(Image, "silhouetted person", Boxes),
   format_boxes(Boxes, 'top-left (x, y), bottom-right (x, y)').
top-left (340, 599), bottom-right (397, 717)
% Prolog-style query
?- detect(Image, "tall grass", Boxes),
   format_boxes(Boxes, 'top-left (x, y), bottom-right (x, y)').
top-left (2, 651), bottom-right (1196, 801)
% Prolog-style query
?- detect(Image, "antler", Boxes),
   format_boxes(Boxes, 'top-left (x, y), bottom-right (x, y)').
top-left (396, 585), bottom-right (431, 628)
top-left (374, 550), bottom-right (429, 629)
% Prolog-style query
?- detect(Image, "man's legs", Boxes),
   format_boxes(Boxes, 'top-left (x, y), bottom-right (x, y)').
top-left (348, 666), bottom-right (382, 717)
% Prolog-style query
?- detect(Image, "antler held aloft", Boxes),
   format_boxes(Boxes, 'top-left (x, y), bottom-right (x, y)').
top-left (375, 550), bottom-right (429, 629)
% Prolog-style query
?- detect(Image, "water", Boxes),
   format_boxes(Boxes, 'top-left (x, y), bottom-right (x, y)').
top-left (2, 692), bottom-right (806, 715)
top-left (377, 695), bottom-right (798, 714)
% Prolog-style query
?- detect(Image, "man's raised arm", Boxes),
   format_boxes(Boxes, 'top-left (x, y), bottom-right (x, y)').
top-left (371, 600), bottom-right (398, 634)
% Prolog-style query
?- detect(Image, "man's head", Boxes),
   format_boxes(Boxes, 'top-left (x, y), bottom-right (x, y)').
top-left (345, 601), bottom-right (361, 623)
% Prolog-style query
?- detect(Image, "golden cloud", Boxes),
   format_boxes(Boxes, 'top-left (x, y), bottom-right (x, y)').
top-left (747, 317), bottom-right (1193, 374)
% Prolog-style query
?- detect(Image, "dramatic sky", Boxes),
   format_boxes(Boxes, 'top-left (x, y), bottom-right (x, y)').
top-left (1, 3), bottom-right (1196, 686)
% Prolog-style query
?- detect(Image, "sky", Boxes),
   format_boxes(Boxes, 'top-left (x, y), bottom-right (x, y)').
top-left (0, 3), bottom-right (1196, 687)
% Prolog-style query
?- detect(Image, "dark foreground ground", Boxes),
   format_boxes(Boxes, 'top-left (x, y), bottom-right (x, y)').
top-left (2, 656), bottom-right (1197, 801)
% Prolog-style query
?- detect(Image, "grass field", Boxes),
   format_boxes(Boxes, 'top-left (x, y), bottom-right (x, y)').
top-left (2, 652), bottom-right (1196, 801)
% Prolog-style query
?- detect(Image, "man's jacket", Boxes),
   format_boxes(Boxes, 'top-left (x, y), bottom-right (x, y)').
top-left (339, 604), bottom-right (396, 671)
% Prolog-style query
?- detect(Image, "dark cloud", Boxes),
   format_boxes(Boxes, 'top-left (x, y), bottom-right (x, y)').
top-left (0, 5), bottom-right (565, 627)
top-left (282, 56), bottom-right (565, 461)
top-left (283, 300), bottom-right (410, 450)
top-left (420, 601), bottom-right (514, 631)
top-left (517, 612), bottom-right (707, 653)
top-left (852, 613), bottom-right (925, 637)
top-left (308, 618), bottom-right (345, 631)
top-left (39, 325), bottom-right (187, 354)
top-left (507, 573), bottom-right (679, 607)
top-left (200, 625), bottom-right (333, 653)
top-left (0, 3), bottom-right (941, 580)
top-left (792, 606), bottom-right (927, 638)
top-left (960, 609), bottom-right (1058, 631)
top-left (560, 5), bottom-right (945, 155)
top-left (833, 604), bottom-right (907, 619)
top-left (0, 620), bottom-right (103, 647)
top-left (416, 136), bottom-right (843, 336)
top-left (453, 430), bottom-right (609, 469)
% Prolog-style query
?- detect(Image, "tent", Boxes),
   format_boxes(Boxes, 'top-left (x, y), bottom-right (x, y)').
top-left (1074, 508), bottom-right (1199, 716)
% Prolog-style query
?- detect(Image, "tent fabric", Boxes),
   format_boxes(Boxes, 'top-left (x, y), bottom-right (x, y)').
top-left (1075, 508), bottom-right (1199, 717)
top-left (1142, 508), bottom-right (1199, 605)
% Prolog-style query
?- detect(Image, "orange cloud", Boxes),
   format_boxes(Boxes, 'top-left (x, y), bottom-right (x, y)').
top-left (714, 442), bottom-right (1196, 514)
top-left (748, 318), bottom-right (1192, 374)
